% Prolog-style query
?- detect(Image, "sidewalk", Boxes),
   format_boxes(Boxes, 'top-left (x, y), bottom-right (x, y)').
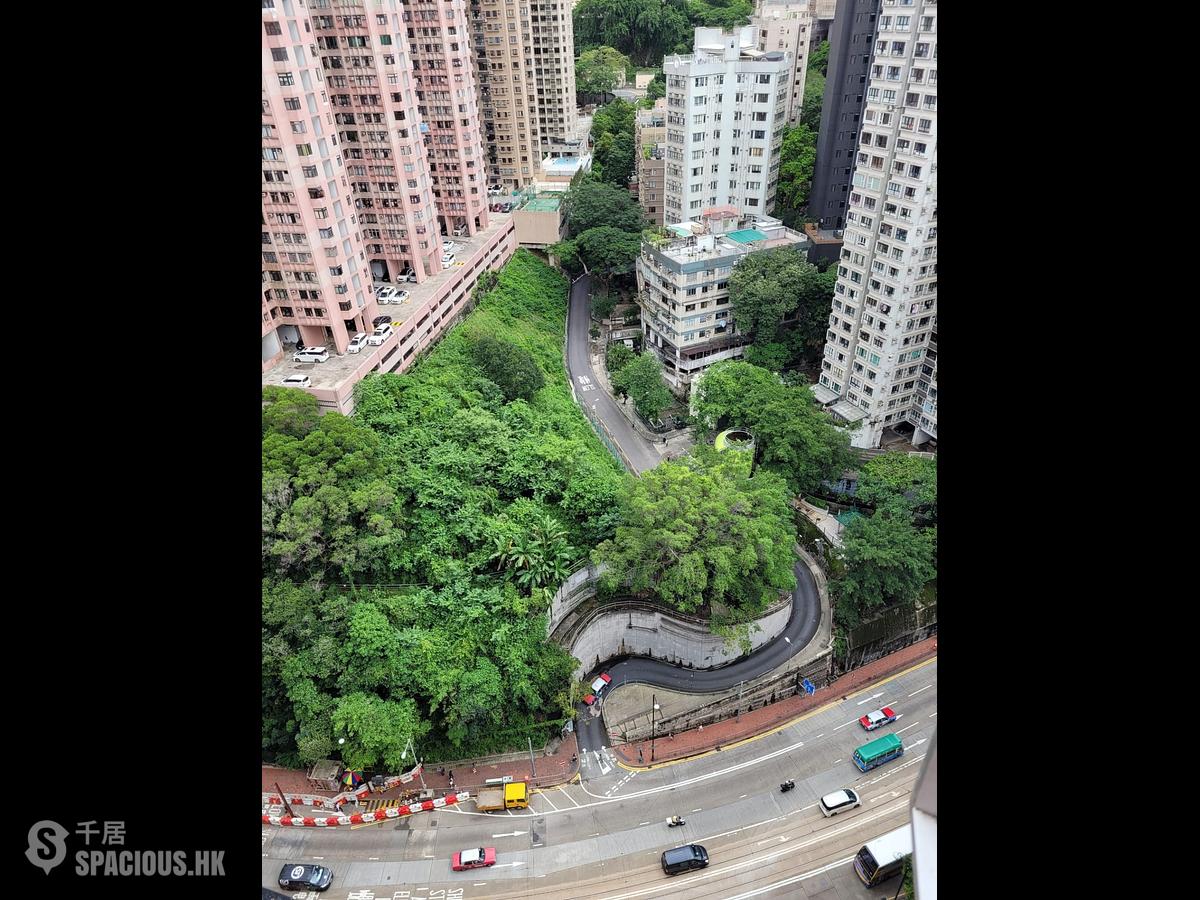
top-left (262, 734), bottom-right (580, 802)
top-left (609, 636), bottom-right (937, 767)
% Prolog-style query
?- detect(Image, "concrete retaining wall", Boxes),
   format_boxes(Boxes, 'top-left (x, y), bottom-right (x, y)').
top-left (568, 596), bottom-right (792, 680)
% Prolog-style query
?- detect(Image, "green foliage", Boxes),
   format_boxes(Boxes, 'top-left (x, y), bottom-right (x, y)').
top-left (593, 446), bottom-right (797, 619)
top-left (857, 452), bottom-right (937, 522)
top-left (575, 226), bottom-right (642, 286)
top-left (798, 68), bottom-right (825, 132)
top-left (743, 342), bottom-right (790, 373)
top-left (573, 0), bottom-right (691, 66)
top-left (592, 98), bottom-right (637, 141)
top-left (576, 46), bottom-right (631, 101)
top-left (686, 0), bottom-right (753, 28)
top-left (646, 72), bottom-right (666, 101)
top-left (550, 238), bottom-right (582, 275)
top-left (564, 180), bottom-right (645, 237)
top-left (728, 246), bottom-right (835, 371)
top-left (777, 124), bottom-right (818, 214)
top-left (832, 502), bottom-right (936, 628)
top-left (611, 352), bottom-right (673, 421)
top-left (591, 99), bottom-right (638, 188)
top-left (691, 360), bottom-right (855, 495)
top-left (606, 342), bottom-right (636, 373)
top-left (592, 290), bottom-right (618, 321)
top-left (807, 39), bottom-right (829, 76)
top-left (470, 334), bottom-right (546, 403)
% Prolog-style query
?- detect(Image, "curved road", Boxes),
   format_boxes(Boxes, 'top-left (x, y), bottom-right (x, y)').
top-left (566, 273), bottom-right (661, 473)
top-left (564, 274), bottom-right (824, 755)
top-left (575, 554), bottom-right (822, 755)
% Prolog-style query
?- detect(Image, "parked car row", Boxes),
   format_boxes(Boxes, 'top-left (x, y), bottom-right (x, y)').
top-left (375, 285), bottom-right (409, 305)
top-left (489, 202), bottom-right (513, 213)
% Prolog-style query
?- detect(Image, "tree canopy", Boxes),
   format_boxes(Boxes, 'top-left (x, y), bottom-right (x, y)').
top-left (611, 351), bottom-right (673, 421)
top-left (564, 179), bottom-right (645, 237)
top-left (686, 0), bottom-right (753, 28)
top-left (832, 502), bottom-right (935, 628)
top-left (691, 360), bottom-right (855, 495)
top-left (593, 446), bottom-right (797, 619)
top-left (576, 46), bottom-right (631, 102)
top-left (728, 246), bottom-right (836, 372)
top-left (470, 334), bottom-right (546, 403)
top-left (573, 0), bottom-right (691, 66)
top-left (857, 452), bottom-right (937, 522)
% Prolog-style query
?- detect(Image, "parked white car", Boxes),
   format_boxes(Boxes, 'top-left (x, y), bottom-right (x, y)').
top-left (376, 285), bottom-right (407, 304)
top-left (366, 324), bottom-right (394, 345)
top-left (441, 253), bottom-right (456, 269)
top-left (399, 268), bottom-right (417, 283)
top-left (487, 185), bottom-right (504, 196)
top-left (282, 374), bottom-right (312, 388)
top-left (452, 225), bottom-right (468, 237)
top-left (442, 240), bottom-right (457, 253)
top-left (347, 333), bottom-right (368, 353)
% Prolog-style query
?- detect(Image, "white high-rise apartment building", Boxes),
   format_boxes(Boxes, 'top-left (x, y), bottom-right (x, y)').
top-left (663, 27), bottom-right (791, 224)
top-left (814, 0), bottom-right (936, 449)
top-left (751, 0), bottom-right (813, 125)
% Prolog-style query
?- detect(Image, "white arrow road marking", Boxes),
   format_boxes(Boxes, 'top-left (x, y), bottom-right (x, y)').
top-left (784, 637), bottom-right (791, 644)
top-left (491, 830), bottom-right (528, 838)
top-left (909, 684), bottom-right (932, 696)
top-left (493, 861), bottom-right (526, 868)
top-left (856, 692), bottom-right (884, 706)
top-left (896, 721), bottom-right (920, 734)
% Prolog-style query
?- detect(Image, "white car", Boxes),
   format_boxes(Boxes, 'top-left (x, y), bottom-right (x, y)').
top-left (441, 254), bottom-right (456, 269)
top-left (818, 788), bottom-right (861, 817)
top-left (347, 333), bottom-right (368, 353)
top-left (366, 324), bottom-right (394, 345)
top-left (442, 240), bottom-right (457, 253)
top-left (399, 268), bottom-right (417, 283)
top-left (452, 225), bottom-right (468, 237)
top-left (487, 185), bottom-right (504, 196)
top-left (376, 286), bottom-right (408, 304)
top-left (282, 374), bottom-right (311, 388)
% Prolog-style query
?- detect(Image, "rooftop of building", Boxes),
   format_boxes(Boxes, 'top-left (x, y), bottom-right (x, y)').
top-left (648, 212), bottom-right (809, 265)
top-left (541, 155), bottom-right (592, 176)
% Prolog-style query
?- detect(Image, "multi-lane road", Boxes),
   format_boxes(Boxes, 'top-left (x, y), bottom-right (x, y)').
top-left (262, 658), bottom-right (936, 898)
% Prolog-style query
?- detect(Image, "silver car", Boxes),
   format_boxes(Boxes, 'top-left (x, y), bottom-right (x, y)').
top-left (818, 788), bottom-right (861, 817)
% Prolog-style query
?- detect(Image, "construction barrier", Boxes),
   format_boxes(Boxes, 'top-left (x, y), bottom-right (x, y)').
top-left (262, 791), bottom-right (470, 828)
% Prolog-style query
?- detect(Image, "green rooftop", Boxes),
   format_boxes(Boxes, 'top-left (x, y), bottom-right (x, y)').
top-left (523, 198), bottom-right (561, 212)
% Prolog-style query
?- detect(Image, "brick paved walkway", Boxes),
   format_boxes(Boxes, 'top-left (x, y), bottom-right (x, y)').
top-left (610, 636), bottom-right (937, 767)
top-left (262, 734), bottom-right (581, 801)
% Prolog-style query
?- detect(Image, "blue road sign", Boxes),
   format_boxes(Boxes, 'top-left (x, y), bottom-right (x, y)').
top-left (801, 678), bottom-right (816, 695)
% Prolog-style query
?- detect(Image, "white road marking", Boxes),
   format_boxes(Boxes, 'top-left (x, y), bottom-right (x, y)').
top-left (815, 733), bottom-right (825, 738)
top-left (597, 802), bottom-right (907, 900)
top-left (909, 684), bottom-right (932, 696)
top-left (491, 830), bottom-right (527, 838)
top-left (690, 808), bottom-right (702, 813)
top-left (738, 794), bottom-right (747, 799)
top-left (896, 722), bottom-right (920, 734)
top-left (756, 835), bottom-right (788, 845)
top-left (368, 857), bottom-right (379, 861)
top-left (784, 636), bottom-right (791, 644)
top-left (493, 861), bottom-right (526, 868)
top-left (696, 816), bottom-right (781, 842)
top-left (929, 711), bottom-right (937, 717)
top-left (639, 821), bottom-right (650, 826)
top-left (856, 692), bottom-right (884, 706)
top-left (833, 721), bottom-right (854, 730)
top-left (720, 855), bottom-right (858, 900)
top-left (560, 788), bottom-right (581, 807)
top-left (312, 857), bottom-right (324, 860)
top-left (540, 793), bottom-right (559, 811)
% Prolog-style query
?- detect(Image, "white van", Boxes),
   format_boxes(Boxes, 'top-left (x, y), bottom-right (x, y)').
top-left (293, 347), bottom-right (329, 363)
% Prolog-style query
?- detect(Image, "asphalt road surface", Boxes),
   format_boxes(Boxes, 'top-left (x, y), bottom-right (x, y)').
top-left (575, 554), bottom-right (822, 757)
top-left (565, 273), bottom-right (661, 473)
top-left (262, 661), bottom-right (936, 899)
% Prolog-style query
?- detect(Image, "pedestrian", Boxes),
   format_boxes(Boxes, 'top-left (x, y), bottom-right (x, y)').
top-left (449, 776), bottom-right (455, 790)
top-left (448, 769), bottom-right (454, 782)
top-left (471, 763), bottom-right (477, 774)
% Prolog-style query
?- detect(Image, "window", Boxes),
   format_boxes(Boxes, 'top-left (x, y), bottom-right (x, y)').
top-left (264, 22), bottom-right (282, 35)
top-left (271, 48), bottom-right (288, 62)
top-left (278, 73), bottom-right (294, 86)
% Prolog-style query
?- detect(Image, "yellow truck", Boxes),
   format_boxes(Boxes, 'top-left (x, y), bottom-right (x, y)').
top-left (474, 781), bottom-right (528, 812)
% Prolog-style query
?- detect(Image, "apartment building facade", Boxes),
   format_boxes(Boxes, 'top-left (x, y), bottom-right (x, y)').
top-left (636, 210), bottom-right (808, 396)
top-left (635, 100), bottom-right (667, 226)
top-left (751, 0), bottom-right (813, 125)
top-left (663, 27), bottom-right (791, 225)
top-left (813, 0), bottom-right (936, 449)
top-left (407, 0), bottom-right (490, 238)
top-left (809, 0), bottom-right (880, 231)
top-left (262, 0), bottom-right (516, 392)
top-left (468, 0), bottom-right (580, 192)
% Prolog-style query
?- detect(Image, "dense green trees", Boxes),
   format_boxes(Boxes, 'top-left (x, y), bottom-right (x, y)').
top-left (594, 446), bottom-right (796, 619)
top-left (573, 0), bottom-right (691, 66)
top-left (832, 501), bottom-right (936, 629)
top-left (776, 124), bottom-right (817, 217)
top-left (611, 351), bottom-right (673, 421)
top-left (686, 0), bottom-right (753, 28)
top-left (576, 46), bottom-right (631, 103)
top-left (564, 180), bottom-right (645, 236)
top-left (263, 251), bottom-right (625, 767)
top-left (857, 452), bottom-right (937, 523)
top-left (728, 246), bottom-right (837, 373)
top-left (471, 334), bottom-right (546, 403)
top-left (691, 360), bottom-right (855, 495)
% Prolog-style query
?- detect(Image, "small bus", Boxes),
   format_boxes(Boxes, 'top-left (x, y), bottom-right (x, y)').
top-left (852, 733), bottom-right (904, 772)
top-left (852, 824), bottom-right (912, 886)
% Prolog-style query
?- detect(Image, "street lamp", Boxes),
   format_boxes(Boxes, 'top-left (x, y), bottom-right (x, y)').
top-left (650, 696), bottom-right (660, 762)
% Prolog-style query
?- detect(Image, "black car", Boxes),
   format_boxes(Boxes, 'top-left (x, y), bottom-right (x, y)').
top-left (278, 863), bottom-right (332, 892)
top-left (372, 315), bottom-right (392, 328)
